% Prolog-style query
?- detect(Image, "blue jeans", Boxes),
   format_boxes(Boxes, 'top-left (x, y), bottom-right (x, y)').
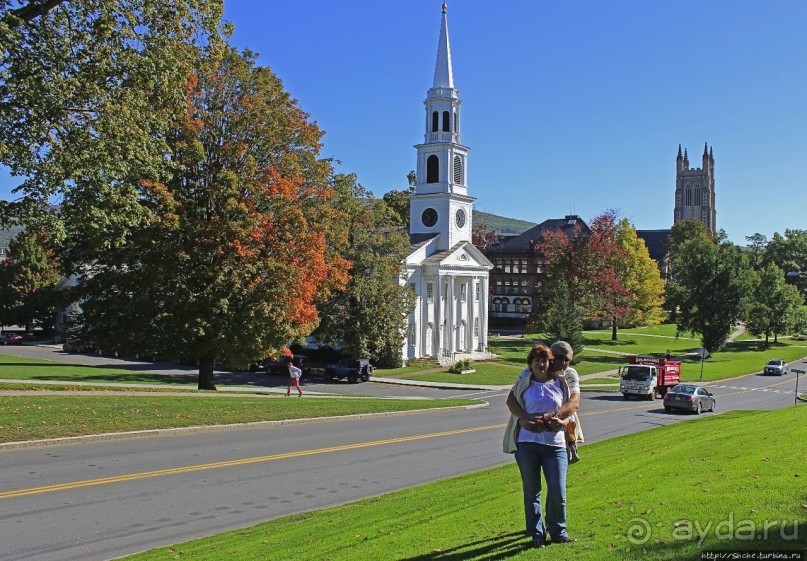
top-left (514, 441), bottom-right (569, 544)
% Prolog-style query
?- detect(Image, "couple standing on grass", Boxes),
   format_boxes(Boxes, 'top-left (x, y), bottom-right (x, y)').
top-left (503, 340), bottom-right (583, 548)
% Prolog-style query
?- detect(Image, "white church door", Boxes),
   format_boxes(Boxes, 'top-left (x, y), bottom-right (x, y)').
top-left (425, 323), bottom-right (434, 356)
top-left (457, 321), bottom-right (466, 352)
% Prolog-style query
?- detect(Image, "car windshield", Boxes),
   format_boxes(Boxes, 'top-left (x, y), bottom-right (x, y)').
top-left (622, 366), bottom-right (651, 381)
top-left (670, 385), bottom-right (696, 394)
top-left (767, 360), bottom-right (784, 366)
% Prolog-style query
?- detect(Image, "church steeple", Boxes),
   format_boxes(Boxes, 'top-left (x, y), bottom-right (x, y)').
top-left (409, 2), bottom-right (474, 251)
top-left (432, 3), bottom-right (454, 89)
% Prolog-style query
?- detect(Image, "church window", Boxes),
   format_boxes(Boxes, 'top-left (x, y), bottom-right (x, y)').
top-left (685, 185), bottom-right (692, 206)
top-left (475, 282), bottom-right (480, 301)
top-left (694, 184), bottom-right (701, 206)
top-left (427, 282), bottom-right (433, 303)
top-left (426, 155), bottom-right (439, 183)
top-left (460, 283), bottom-right (467, 302)
top-left (454, 111), bottom-right (458, 133)
top-left (432, 111), bottom-right (439, 132)
top-left (474, 318), bottom-right (479, 337)
top-left (409, 322), bottom-right (417, 342)
top-left (453, 156), bottom-right (463, 184)
top-left (442, 111), bottom-right (450, 132)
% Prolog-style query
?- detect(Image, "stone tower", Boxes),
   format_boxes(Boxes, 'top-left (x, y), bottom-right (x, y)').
top-left (408, 2), bottom-right (473, 251)
top-left (674, 143), bottom-right (716, 236)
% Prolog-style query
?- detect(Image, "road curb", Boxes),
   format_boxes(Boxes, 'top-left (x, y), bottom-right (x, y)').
top-left (0, 402), bottom-right (489, 451)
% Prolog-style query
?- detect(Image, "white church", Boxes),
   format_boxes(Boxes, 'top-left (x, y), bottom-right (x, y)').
top-left (401, 3), bottom-right (493, 365)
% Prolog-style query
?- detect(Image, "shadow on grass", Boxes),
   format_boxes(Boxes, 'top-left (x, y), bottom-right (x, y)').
top-left (634, 519), bottom-right (807, 560)
top-left (397, 532), bottom-right (530, 561)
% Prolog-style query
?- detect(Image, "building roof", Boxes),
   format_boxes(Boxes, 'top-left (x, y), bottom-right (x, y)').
top-left (409, 233), bottom-right (439, 253)
top-left (484, 215), bottom-right (590, 254)
top-left (635, 229), bottom-right (671, 263)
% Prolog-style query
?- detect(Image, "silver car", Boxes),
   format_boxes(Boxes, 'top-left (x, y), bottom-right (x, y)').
top-left (663, 384), bottom-right (716, 414)
top-left (763, 359), bottom-right (787, 376)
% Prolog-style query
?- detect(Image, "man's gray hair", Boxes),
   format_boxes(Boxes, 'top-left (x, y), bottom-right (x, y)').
top-left (551, 340), bottom-right (573, 357)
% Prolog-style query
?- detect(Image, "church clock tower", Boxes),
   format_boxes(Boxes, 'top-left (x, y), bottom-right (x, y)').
top-left (409, 2), bottom-right (474, 251)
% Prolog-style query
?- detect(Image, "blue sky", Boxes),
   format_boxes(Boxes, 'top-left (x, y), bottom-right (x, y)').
top-left (2, 0), bottom-right (805, 242)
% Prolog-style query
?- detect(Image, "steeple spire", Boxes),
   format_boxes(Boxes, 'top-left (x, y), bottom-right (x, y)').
top-left (432, 2), bottom-right (454, 89)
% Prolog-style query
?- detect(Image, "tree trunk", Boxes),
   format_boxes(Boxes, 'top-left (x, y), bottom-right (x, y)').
top-left (198, 356), bottom-right (217, 390)
top-left (765, 333), bottom-right (769, 346)
top-left (774, 333), bottom-right (778, 344)
top-left (611, 318), bottom-right (618, 341)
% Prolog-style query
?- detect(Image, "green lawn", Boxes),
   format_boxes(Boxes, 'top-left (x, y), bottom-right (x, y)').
top-left (0, 352), bottom-right (199, 385)
top-left (0, 395), bottom-right (479, 443)
top-left (679, 339), bottom-right (807, 382)
top-left (122, 406), bottom-right (807, 561)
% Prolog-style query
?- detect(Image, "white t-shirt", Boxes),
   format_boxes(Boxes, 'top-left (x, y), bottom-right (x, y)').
top-left (564, 366), bottom-right (580, 395)
top-left (289, 365), bottom-right (302, 379)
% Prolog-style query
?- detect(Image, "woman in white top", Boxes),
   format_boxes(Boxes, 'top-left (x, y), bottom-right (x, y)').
top-left (504, 344), bottom-right (575, 548)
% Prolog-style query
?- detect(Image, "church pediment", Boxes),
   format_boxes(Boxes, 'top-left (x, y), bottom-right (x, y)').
top-left (421, 241), bottom-right (493, 269)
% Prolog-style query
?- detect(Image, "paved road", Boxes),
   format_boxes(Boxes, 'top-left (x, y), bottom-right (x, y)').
top-left (1, 349), bottom-right (804, 560)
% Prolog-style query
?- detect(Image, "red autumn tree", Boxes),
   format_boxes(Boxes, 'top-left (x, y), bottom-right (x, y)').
top-left (537, 210), bottom-right (630, 338)
top-left (62, 45), bottom-right (349, 389)
top-left (472, 219), bottom-right (501, 251)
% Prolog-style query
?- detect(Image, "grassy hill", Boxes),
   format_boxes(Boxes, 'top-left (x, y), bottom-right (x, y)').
top-left (474, 210), bottom-right (536, 235)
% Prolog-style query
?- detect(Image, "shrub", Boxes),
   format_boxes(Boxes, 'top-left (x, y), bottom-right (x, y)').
top-left (448, 359), bottom-right (472, 374)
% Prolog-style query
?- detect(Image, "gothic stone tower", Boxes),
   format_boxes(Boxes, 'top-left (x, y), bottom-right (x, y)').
top-left (674, 143), bottom-right (716, 236)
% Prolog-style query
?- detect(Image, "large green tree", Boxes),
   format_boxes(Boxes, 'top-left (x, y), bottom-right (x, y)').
top-left (63, 45), bottom-right (350, 389)
top-left (0, 228), bottom-right (61, 330)
top-left (764, 230), bottom-right (807, 301)
top-left (0, 0), bottom-right (222, 225)
top-left (666, 237), bottom-right (754, 353)
top-left (315, 174), bottom-right (414, 368)
top-left (746, 264), bottom-right (803, 345)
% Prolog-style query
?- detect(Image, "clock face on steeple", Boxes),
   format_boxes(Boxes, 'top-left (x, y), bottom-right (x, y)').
top-left (421, 208), bottom-right (438, 227)
top-left (455, 209), bottom-right (466, 228)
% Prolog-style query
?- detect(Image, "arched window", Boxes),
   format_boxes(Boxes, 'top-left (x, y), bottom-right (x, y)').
top-left (685, 185), bottom-right (692, 206)
top-left (432, 111), bottom-right (439, 132)
top-left (454, 111), bottom-right (458, 133)
top-left (453, 156), bottom-right (462, 184)
top-left (426, 155), bottom-right (439, 183)
top-left (694, 184), bottom-right (701, 206)
top-left (442, 111), bottom-right (450, 132)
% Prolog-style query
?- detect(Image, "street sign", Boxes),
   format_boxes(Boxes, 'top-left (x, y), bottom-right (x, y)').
top-left (793, 369), bottom-right (806, 374)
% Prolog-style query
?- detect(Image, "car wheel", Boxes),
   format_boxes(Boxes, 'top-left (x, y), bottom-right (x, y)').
top-left (324, 370), bottom-right (335, 382)
top-left (622, 394), bottom-right (629, 400)
top-left (710, 400), bottom-right (716, 412)
top-left (348, 372), bottom-right (358, 384)
top-left (361, 373), bottom-right (369, 382)
top-left (664, 406), bottom-right (672, 413)
top-left (695, 402), bottom-right (702, 415)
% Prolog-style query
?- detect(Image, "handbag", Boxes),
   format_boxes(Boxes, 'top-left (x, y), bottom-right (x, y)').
top-left (564, 407), bottom-right (581, 464)
top-left (558, 376), bottom-right (582, 464)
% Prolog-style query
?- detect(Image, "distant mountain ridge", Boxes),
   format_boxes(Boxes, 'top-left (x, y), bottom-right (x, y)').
top-left (473, 210), bottom-right (536, 235)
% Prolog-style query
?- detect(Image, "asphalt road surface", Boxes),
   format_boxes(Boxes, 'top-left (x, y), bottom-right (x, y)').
top-left (1, 348), bottom-right (804, 560)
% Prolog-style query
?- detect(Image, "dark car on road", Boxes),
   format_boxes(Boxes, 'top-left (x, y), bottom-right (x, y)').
top-left (763, 359), bottom-right (787, 376)
top-left (324, 358), bottom-right (373, 383)
top-left (266, 355), bottom-right (312, 378)
top-left (0, 332), bottom-right (23, 345)
top-left (663, 384), bottom-right (716, 414)
top-left (62, 338), bottom-right (98, 354)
